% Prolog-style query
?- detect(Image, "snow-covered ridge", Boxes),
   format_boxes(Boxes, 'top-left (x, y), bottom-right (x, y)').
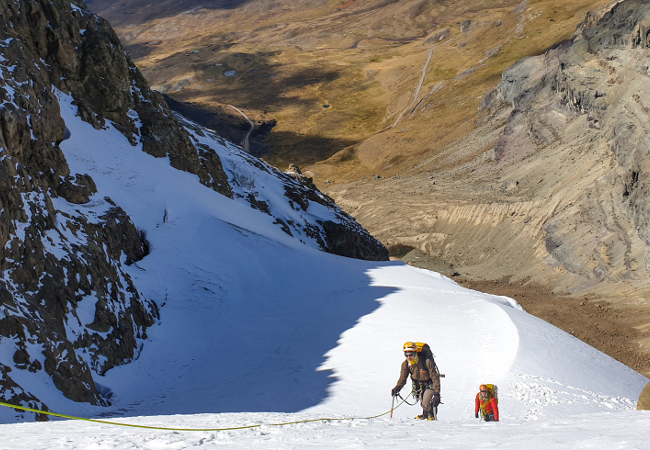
top-left (180, 114), bottom-right (388, 260)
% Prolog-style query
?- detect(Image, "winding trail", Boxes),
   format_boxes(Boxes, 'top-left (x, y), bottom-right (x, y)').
top-left (390, 45), bottom-right (435, 129)
top-left (228, 105), bottom-right (255, 152)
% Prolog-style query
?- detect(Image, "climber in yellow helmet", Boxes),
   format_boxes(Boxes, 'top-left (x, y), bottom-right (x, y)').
top-left (391, 342), bottom-right (441, 420)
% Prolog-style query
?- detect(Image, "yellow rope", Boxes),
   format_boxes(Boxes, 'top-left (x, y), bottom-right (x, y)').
top-left (0, 394), bottom-right (412, 432)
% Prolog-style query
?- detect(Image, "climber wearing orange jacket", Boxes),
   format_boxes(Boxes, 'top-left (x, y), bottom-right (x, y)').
top-left (475, 385), bottom-right (499, 421)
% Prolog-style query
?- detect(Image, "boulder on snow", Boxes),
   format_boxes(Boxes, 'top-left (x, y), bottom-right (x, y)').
top-left (57, 173), bottom-right (97, 204)
top-left (637, 381), bottom-right (650, 410)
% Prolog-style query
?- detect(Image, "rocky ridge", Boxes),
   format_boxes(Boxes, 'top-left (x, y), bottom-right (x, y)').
top-left (0, 0), bottom-right (167, 415)
top-left (0, 0), bottom-right (387, 420)
top-left (478, 0), bottom-right (650, 293)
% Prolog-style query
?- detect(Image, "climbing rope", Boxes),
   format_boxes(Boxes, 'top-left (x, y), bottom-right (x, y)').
top-left (0, 393), bottom-right (414, 432)
top-left (399, 392), bottom-right (420, 406)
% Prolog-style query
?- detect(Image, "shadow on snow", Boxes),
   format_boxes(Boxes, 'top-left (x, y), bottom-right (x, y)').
top-left (97, 224), bottom-right (399, 418)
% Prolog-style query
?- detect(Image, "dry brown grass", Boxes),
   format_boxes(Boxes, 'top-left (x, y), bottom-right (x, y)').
top-left (307, 0), bottom-right (613, 182)
top-left (89, 0), bottom-right (611, 174)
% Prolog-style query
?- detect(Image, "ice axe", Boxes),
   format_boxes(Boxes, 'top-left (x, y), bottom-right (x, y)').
top-left (390, 393), bottom-right (404, 418)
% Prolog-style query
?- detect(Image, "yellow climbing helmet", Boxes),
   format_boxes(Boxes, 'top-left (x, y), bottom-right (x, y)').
top-left (403, 342), bottom-right (419, 365)
top-left (403, 342), bottom-right (418, 352)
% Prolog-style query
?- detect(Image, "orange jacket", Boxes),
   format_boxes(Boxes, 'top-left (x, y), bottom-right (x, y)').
top-left (475, 393), bottom-right (499, 421)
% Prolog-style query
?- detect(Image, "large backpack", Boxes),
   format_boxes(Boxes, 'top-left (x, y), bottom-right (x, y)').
top-left (414, 342), bottom-right (443, 378)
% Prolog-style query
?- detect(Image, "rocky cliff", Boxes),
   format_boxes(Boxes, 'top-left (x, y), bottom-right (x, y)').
top-left (333, 0), bottom-right (650, 296)
top-left (0, 0), bottom-right (170, 416)
top-left (479, 0), bottom-right (650, 293)
top-left (0, 0), bottom-right (386, 420)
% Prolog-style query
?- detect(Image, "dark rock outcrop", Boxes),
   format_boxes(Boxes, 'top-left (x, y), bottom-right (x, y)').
top-left (320, 220), bottom-right (390, 261)
top-left (0, 0), bottom-right (233, 418)
top-left (283, 165), bottom-right (389, 261)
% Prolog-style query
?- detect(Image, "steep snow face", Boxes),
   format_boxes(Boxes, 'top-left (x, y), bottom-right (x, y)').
top-left (0, 0), bottom-right (387, 421)
top-left (54, 92), bottom-right (384, 259)
top-left (316, 265), bottom-right (645, 421)
top-left (0, 88), bottom-right (382, 420)
top-left (0, 90), bottom-right (645, 450)
top-left (181, 118), bottom-right (388, 261)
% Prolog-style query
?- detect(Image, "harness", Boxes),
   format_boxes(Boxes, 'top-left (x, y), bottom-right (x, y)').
top-left (405, 358), bottom-right (442, 418)
top-left (411, 379), bottom-right (434, 398)
top-left (409, 357), bottom-right (437, 400)
top-left (479, 396), bottom-right (495, 419)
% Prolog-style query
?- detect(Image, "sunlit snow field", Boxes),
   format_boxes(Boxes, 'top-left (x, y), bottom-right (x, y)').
top-left (0, 94), bottom-right (648, 449)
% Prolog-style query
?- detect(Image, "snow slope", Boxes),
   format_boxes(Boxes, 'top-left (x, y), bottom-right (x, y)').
top-left (0, 93), bottom-right (648, 448)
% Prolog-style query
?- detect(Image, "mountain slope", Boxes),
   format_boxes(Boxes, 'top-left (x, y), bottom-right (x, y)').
top-left (0, 0), bottom-right (386, 416)
top-left (83, 0), bottom-right (650, 376)
top-left (0, 3), bottom-right (647, 444)
top-left (325, 0), bottom-right (650, 376)
top-left (2, 100), bottom-right (647, 421)
top-left (0, 192), bottom-right (646, 442)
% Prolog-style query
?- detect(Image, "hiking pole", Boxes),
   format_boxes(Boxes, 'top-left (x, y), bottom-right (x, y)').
top-left (390, 395), bottom-right (396, 418)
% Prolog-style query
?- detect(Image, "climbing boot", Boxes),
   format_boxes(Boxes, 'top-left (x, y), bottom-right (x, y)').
top-left (415, 409), bottom-right (429, 420)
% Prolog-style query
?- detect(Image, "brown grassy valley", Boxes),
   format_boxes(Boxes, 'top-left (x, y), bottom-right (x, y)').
top-left (87, 0), bottom-right (650, 377)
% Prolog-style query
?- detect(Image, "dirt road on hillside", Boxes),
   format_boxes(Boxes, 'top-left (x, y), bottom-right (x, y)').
top-left (228, 105), bottom-right (255, 152)
top-left (391, 45), bottom-right (436, 129)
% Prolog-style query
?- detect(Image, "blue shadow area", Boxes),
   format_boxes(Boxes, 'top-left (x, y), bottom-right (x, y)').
top-left (93, 223), bottom-right (401, 418)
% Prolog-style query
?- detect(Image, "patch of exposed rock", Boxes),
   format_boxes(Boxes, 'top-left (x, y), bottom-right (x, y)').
top-left (223, 160), bottom-right (388, 261)
top-left (282, 164), bottom-right (388, 261)
top-left (638, 381), bottom-right (650, 409)
top-left (476, 0), bottom-right (650, 294)
top-left (0, 0), bottom-right (231, 418)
